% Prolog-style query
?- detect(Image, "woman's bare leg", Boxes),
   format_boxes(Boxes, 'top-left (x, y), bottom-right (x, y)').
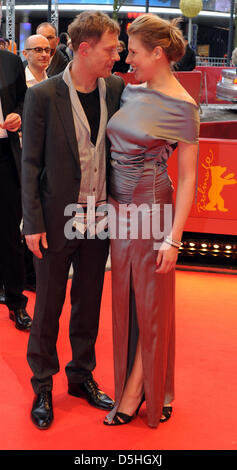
top-left (117, 337), bottom-right (144, 416)
top-left (105, 336), bottom-right (171, 422)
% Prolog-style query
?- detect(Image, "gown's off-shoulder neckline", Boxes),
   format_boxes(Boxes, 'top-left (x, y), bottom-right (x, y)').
top-left (126, 82), bottom-right (199, 109)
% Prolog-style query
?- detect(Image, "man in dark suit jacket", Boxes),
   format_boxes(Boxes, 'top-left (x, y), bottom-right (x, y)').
top-left (22, 11), bottom-right (124, 430)
top-left (36, 22), bottom-right (69, 77)
top-left (0, 49), bottom-right (32, 331)
top-left (174, 36), bottom-right (196, 71)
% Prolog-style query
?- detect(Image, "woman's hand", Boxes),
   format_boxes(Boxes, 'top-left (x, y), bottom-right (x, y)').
top-left (155, 140), bottom-right (198, 275)
top-left (155, 242), bottom-right (179, 274)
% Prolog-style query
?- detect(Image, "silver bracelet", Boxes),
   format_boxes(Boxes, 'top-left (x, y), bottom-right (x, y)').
top-left (165, 237), bottom-right (182, 249)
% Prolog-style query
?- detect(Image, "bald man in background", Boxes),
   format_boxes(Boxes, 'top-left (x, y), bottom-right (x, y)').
top-left (23, 35), bottom-right (51, 87)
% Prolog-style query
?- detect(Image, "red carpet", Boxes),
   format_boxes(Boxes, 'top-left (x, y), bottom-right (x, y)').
top-left (0, 270), bottom-right (236, 451)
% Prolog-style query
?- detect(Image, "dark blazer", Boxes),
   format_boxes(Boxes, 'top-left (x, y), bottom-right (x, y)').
top-left (22, 72), bottom-right (124, 251)
top-left (47, 48), bottom-right (69, 77)
top-left (174, 44), bottom-right (196, 72)
top-left (0, 50), bottom-right (27, 180)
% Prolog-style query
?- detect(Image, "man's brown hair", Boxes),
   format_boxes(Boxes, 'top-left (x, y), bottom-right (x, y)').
top-left (68, 11), bottom-right (120, 52)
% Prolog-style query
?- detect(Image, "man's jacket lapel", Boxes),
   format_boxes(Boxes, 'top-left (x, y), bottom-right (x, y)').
top-left (55, 78), bottom-right (79, 166)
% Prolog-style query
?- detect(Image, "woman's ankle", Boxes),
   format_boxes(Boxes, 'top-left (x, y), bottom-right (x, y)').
top-left (118, 391), bottom-right (143, 416)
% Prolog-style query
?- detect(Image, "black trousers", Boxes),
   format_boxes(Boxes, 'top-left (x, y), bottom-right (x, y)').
top-left (0, 139), bottom-right (27, 310)
top-left (27, 234), bottom-right (109, 394)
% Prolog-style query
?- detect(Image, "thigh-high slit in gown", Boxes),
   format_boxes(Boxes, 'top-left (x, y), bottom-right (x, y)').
top-left (106, 84), bottom-right (199, 427)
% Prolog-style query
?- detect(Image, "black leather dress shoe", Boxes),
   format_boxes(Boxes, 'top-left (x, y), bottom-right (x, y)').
top-left (31, 391), bottom-right (53, 430)
top-left (68, 378), bottom-right (114, 410)
top-left (9, 308), bottom-right (32, 331)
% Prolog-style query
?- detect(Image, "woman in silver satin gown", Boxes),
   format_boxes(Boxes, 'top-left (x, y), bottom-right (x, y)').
top-left (104, 14), bottom-right (200, 428)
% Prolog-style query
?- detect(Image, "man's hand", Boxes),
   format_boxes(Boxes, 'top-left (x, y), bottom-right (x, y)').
top-left (0, 113), bottom-right (21, 132)
top-left (25, 233), bottom-right (48, 259)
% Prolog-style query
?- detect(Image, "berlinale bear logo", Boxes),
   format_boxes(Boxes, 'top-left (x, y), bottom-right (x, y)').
top-left (197, 149), bottom-right (237, 212)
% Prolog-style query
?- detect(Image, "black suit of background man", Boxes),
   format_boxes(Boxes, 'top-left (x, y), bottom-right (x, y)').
top-left (0, 49), bottom-right (32, 331)
top-left (174, 37), bottom-right (196, 72)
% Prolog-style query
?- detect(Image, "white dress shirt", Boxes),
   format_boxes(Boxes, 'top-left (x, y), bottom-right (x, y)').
top-left (25, 65), bottom-right (48, 88)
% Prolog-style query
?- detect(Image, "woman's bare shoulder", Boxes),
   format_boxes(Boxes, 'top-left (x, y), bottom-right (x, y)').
top-left (174, 81), bottom-right (197, 106)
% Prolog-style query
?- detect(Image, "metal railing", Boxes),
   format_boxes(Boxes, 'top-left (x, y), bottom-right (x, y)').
top-left (196, 57), bottom-right (229, 67)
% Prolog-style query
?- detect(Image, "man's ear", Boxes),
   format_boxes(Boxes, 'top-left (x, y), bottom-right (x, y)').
top-left (22, 50), bottom-right (27, 59)
top-left (78, 41), bottom-right (91, 57)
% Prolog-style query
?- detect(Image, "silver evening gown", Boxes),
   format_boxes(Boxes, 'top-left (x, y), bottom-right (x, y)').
top-left (106, 83), bottom-right (200, 427)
